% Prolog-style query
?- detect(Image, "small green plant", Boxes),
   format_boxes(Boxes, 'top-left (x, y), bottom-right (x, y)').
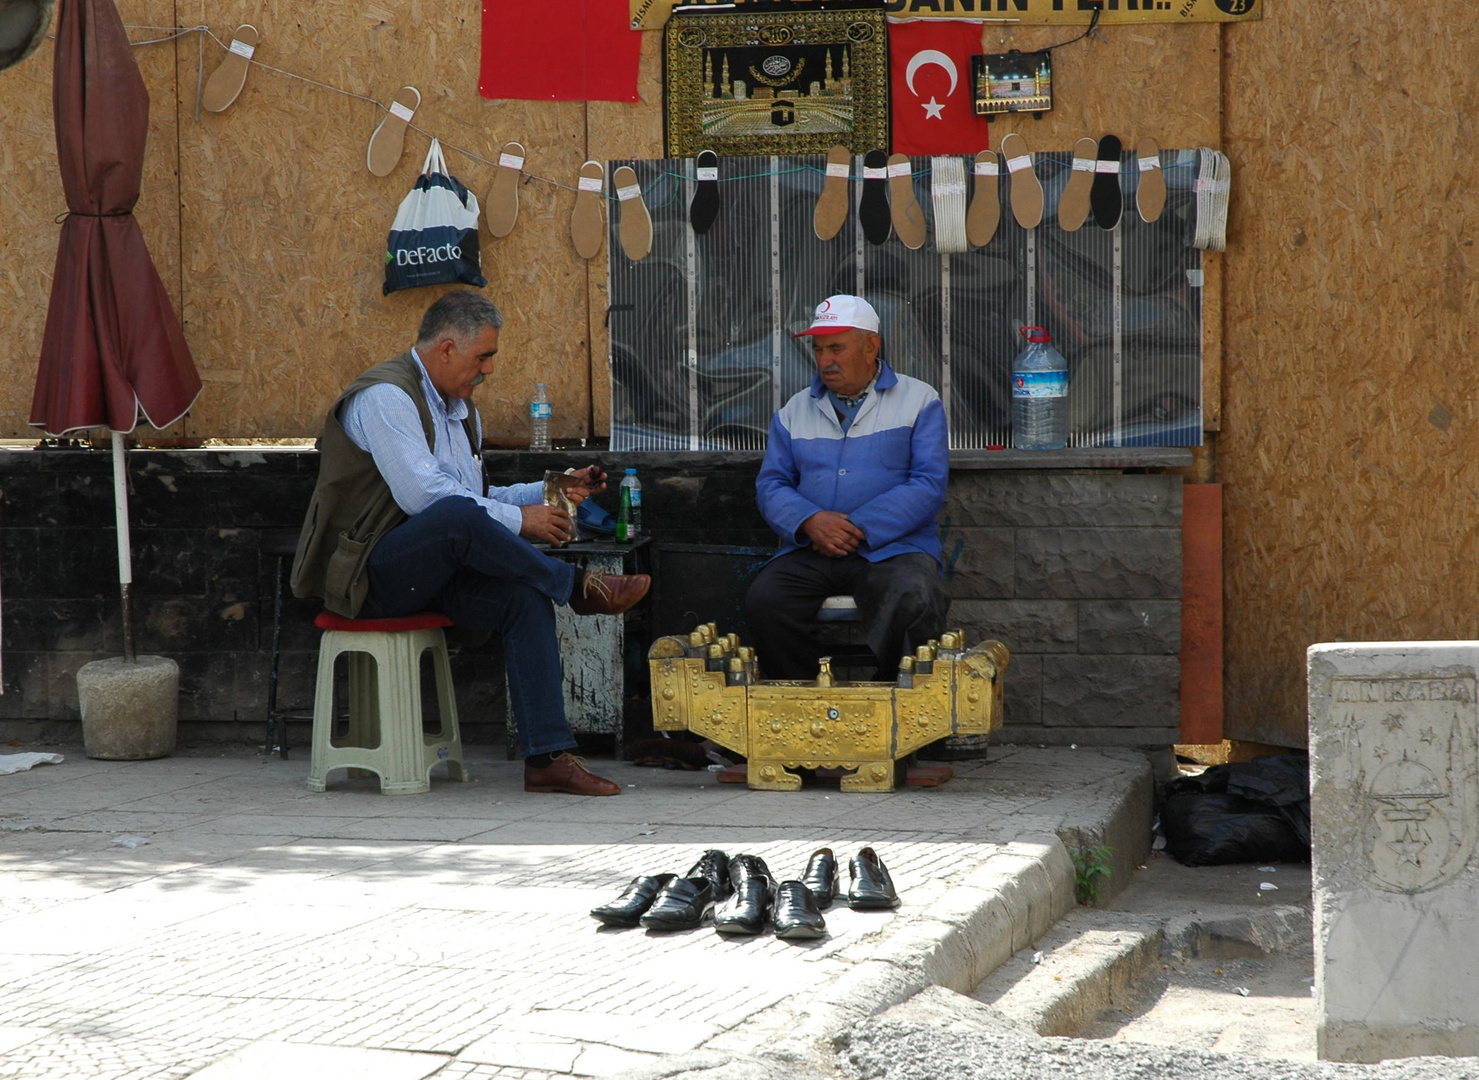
top-left (1070, 844), bottom-right (1114, 905)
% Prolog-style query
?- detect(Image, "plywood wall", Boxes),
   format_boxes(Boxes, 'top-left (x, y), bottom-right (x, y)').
top-left (0, 5), bottom-right (1220, 443)
top-left (1220, 5), bottom-right (1479, 745)
top-left (12, 2), bottom-right (1448, 747)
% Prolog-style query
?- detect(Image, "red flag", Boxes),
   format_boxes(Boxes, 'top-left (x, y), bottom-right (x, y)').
top-left (888, 19), bottom-right (988, 155)
top-left (480, 0), bottom-right (641, 102)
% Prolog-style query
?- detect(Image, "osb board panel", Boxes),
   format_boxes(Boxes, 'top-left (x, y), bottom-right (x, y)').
top-left (0, 0), bottom-right (183, 440)
top-left (1220, 4), bottom-right (1479, 746)
top-left (586, 28), bottom-right (666, 439)
top-left (173, 0), bottom-right (591, 441)
top-left (979, 23), bottom-right (1221, 154)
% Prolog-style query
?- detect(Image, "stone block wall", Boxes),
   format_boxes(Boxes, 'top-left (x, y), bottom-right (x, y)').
top-left (0, 448), bottom-right (1184, 749)
top-left (942, 472), bottom-right (1183, 747)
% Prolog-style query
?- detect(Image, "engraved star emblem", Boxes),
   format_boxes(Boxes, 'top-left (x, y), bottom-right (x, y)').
top-left (1389, 824), bottom-right (1425, 867)
top-left (1382, 712), bottom-right (1405, 733)
top-left (1372, 744), bottom-right (1388, 760)
top-left (921, 96), bottom-right (945, 119)
top-left (1420, 727), bottom-right (1438, 743)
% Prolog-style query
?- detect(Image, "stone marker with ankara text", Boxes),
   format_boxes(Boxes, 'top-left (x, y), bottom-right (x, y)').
top-left (1308, 642), bottom-right (1479, 1062)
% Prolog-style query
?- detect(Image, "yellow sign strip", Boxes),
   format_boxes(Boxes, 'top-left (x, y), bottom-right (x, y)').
top-left (632, 0), bottom-right (1260, 31)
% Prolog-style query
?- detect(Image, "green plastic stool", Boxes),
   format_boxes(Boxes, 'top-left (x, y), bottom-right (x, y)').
top-left (307, 610), bottom-right (470, 795)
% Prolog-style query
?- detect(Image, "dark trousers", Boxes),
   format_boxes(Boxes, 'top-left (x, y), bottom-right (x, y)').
top-left (358, 496), bottom-right (579, 758)
top-left (743, 549), bottom-right (950, 681)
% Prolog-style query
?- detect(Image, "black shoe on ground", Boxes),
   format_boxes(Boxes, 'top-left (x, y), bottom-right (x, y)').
top-left (801, 847), bottom-right (838, 910)
top-left (685, 848), bottom-right (732, 901)
top-left (714, 854), bottom-right (775, 936)
top-left (640, 876), bottom-right (716, 931)
top-left (773, 879), bottom-right (827, 939)
top-left (848, 846), bottom-right (900, 910)
top-left (590, 874), bottom-right (675, 927)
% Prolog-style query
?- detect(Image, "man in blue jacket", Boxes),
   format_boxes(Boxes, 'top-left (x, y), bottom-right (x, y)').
top-left (744, 294), bottom-right (950, 680)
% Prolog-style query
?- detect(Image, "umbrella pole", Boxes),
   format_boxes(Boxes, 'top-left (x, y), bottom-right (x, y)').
top-left (111, 431), bottom-right (136, 663)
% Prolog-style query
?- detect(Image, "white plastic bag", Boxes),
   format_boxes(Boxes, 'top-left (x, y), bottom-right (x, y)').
top-left (383, 139), bottom-right (487, 295)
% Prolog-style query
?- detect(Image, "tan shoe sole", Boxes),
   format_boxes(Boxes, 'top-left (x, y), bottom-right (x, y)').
top-left (966, 150), bottom-right (1001, 248)
top-left (614, 165), bottom-right (652, 261)
top-left (365, 86), bottom-right (420, 177)
top-left (1136, 136), bottom-right (1167, 223)
top-left (1057, 136), bottom-right (1097, 233)
top-left (201, 24), bottom-right (258, 113)
top-left (570, 160), bottom-right (605, 260)
top-left (814, 145), bottom-right (851, 241)
top-left (484, 141), bottom-right (524, 238)
top-left (887, 153), bottom-right (926, 250)
top-left (1000, 132), bottom-right (1042, 230)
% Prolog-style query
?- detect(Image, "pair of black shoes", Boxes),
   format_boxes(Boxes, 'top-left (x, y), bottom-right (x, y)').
top-left (713, 852), bottom-right (828, 940)
top-left (794, 846), bottom-right (900, 912)
top-left (590, 849), bottom-right (730, 932)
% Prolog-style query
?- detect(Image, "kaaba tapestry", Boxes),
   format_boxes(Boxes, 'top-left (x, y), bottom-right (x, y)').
top-left (663, 7), bottom-right (889, 158)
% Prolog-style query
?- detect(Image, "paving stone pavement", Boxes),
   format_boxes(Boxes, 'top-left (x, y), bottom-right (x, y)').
top-left (0, 742), bottom-right (1151, 1079)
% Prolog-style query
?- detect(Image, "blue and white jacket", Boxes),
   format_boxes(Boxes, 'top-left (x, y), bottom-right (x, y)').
top-left (756, 359), bottom-right (949, 567)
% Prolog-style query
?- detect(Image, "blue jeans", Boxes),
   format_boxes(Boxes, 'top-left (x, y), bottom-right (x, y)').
top-left (358, 496), bottom-right (579, 758)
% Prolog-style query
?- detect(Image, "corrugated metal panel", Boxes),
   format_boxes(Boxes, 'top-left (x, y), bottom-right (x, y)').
top-left (608, 152), bottom-right (1201, 451)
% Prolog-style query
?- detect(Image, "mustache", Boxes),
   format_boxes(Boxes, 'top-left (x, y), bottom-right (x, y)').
top-left (469, 373), bottom-right (486, 387)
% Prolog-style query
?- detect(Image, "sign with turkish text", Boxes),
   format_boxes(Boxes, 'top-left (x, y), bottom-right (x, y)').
top-left (632, 0), bottom-right (1260, 31)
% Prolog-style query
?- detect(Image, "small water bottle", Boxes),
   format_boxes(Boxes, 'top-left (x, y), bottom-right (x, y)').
top-left (1011, 326), bottom-right (1069, 450)
top-left (529, 383), bottom-right (552, 452)
top-left (617, 467), bottom-right (641, 542)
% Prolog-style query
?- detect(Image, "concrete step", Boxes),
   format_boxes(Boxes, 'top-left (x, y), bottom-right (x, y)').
top-left (970, 909), bottom-right (1162, 1036)
top-left (970, 902), bottom-right (1310, 1037)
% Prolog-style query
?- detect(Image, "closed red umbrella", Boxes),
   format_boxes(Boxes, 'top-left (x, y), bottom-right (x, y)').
top-left (30, 0), bottom-right (203, 660)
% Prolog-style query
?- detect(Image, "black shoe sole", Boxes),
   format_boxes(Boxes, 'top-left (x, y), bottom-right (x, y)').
top-left (774, 923), bottom-right (825, 940)
top-left (713, 921), bottom-right (764, 936)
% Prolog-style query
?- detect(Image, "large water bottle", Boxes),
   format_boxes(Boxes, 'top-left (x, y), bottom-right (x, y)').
top-left (529, 383), bottom-right (551, 451)
top-left (1011, 326), bottom-right (1068, 450)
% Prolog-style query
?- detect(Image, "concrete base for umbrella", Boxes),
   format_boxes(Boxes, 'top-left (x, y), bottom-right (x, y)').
top-left (77, 655), bottom-right (179, 760)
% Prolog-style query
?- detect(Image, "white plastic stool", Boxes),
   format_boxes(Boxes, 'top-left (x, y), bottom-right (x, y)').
top-left (307, 610), bottom-right (470, 795)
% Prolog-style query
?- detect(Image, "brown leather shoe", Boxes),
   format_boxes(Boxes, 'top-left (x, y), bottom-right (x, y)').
top-left (524, 752), bottom-right (621, 796)
top-left (568, 572), bottom-right (650, 617)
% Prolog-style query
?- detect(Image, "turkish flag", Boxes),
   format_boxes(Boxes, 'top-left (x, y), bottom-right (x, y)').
top-left (888, 19), bottom-right (988, 156)
top-left (480, 0), bottom-right (641, 102)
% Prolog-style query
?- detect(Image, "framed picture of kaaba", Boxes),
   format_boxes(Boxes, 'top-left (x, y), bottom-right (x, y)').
top-left (663, 5), bottom-right (889, 158)
top-left (972, 49), bottom-right (1053, 118)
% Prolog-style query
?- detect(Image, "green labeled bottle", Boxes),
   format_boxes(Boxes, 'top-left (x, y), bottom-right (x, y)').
top-left (616, 480), bottom-right (633, 542)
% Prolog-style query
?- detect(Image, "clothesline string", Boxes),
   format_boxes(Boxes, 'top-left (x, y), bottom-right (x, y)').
top-left (113, 23), bottom-right (1117, 204)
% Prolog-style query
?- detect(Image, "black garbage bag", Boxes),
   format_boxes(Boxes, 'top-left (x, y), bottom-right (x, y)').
top-left (1160, 753), bottom-right (1311, 866)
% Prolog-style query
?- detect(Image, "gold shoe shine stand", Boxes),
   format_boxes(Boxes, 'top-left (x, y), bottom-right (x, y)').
top-left (648, 625), bottom-right (1009, 792)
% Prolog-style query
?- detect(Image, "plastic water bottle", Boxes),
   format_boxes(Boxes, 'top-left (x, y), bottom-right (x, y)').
top-left (529, 383), bottom-right (551, 452)
top-left (617, 468), bottom-right (641, 542)
top-left (1011, 326), bottom-right (1068, 450)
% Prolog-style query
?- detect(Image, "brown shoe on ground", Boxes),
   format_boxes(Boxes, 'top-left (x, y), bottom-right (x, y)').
top-left (524, 752), bottom-right (621, 796)
top-left (568, 572), bottom-right (650, 617)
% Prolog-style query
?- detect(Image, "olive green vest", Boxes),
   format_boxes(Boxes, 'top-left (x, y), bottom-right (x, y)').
top-left (290, 352), bottom-right (480, 616)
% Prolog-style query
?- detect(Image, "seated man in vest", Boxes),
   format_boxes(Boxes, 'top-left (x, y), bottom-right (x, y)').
top-left (292, 290), bottom-right (648, 796)
top-left (744, 294), bottom-right (950, 681)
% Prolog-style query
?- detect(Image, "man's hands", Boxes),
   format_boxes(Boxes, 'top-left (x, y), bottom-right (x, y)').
top-left (564, 464), bottom-right (607, 506)
top-left (802, 510), bottom-right (865, 557)
top-left (520, 504), bottom-right (575, 545)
